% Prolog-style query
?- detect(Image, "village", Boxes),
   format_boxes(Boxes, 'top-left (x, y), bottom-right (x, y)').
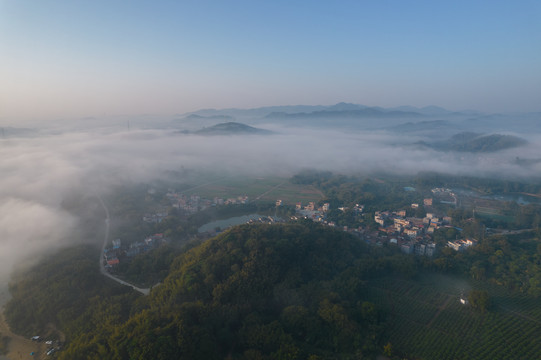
top-left (143, 191), bottom-right (250, 223)
top-left (103, 233), bottom-right (167, 271)
top-left (104, 188), bottom-right (475, 271)
top-left (105, 190), bottom-right (252, 271)
top-left (289, 196), bottom-right (475, 257)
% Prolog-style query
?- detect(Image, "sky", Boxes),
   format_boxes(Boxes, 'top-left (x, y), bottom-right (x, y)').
top-left (1, 0), bottom-right (540, 121)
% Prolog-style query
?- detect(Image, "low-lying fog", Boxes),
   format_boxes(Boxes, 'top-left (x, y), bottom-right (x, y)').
top-left (1, 111), bottom-right (541, 287)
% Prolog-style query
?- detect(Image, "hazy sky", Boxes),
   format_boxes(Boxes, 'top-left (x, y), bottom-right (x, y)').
top-left (1, 0), bottom-right (540, 121)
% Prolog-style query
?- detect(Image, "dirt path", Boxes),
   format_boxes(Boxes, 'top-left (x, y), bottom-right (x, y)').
top-left (499, 305), bottom-right (541, 325)
top-left (254, 181), bottom-right (287, 201)
top-left (0, 311), bottom-right (45, 360)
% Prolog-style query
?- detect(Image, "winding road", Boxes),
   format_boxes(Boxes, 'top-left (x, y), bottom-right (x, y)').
top-left (97, 196), bottom-right (150, 295)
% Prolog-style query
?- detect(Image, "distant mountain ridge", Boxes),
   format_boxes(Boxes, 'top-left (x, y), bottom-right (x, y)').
top-left (192, 122), bottom-right (273, 135)
top-left (0, 127), bottom-right (39, 138)
top-left (182, 102), bottom-right (477, 120)
top-left (386, 120), bottom-right (456, 134)
top-left (391, 105), bottom-right (453, 116)
top-left (265, 107), bottom-right (425, 120)
top-left (184, 114), bottom-right (235, 121)
top-left (423, 132), bottom-right (527, 153)
top-left (175, 103), bottom-right (540, 135)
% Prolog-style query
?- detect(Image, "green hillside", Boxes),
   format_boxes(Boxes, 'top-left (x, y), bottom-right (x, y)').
top-left (57, 223), bottom-right (398, 359)
top-left (6, 218), bottom-right (541, 359)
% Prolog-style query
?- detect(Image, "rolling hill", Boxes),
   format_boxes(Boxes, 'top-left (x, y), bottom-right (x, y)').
top-left (192, 122), bottom-right (274, 135)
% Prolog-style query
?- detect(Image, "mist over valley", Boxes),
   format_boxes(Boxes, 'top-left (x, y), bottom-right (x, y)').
top-left (1, 103), bottom-right (540, 287)
top-left (1, 1), bottom-right (540, 357)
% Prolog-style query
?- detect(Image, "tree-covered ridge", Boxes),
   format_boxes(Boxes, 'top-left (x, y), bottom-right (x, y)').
top-left (59, 222), bottom-right (403, 359)
top-left (5, 246), bottom-right (138, 338)
top-left (418, 132), bottom-right (528, 153)
top-left (445, 132), bottom-right (527, 152)
top-left (193, 122), bottom-right (274, 135)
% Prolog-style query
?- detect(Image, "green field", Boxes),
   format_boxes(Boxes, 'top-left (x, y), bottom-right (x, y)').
top-left (476, 207), bottom-right (515, 223)
top-left (181, 176), bottom-right (324, 205)
top-left (365, 274), bottom-right (541, 360)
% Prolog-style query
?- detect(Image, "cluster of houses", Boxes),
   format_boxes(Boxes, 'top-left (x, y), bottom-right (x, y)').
top-left (248, 198), bottom-right (475, 257)
top-left (247, 215), bottom-right (282, 225)
top-left (373, 209), bottom-right (447, 256)
top-left (103, 234), bottom-right (166, 271)
top-left (431, 187), bottom-right (458, 205)
top-left (375, 209), bottom-right (452, 236)
top-left (447, 238), bottom-right (477, 251)
top-left (292, 201), bottom-right (364, 225)
top-left (143, 192), bottom-right (250, 223)
top-left (169, 190), bottom-right (249, 210)
top-left (295, 201), bottom-right (328, 212)
top-left (410, 197), bottom-right (434, 209)
top-left (288, 200), bottom-right (442, 257)
top-left (166, 192), bottom-right (213, 215)
top-left (143, 210), bottom-right (169, 224)
top-left (294, 201), bottom-right (330, 222)
top-left (140, 190), bottom-right (475, 268)
top-left (372, 204), bottom-right (479, 255)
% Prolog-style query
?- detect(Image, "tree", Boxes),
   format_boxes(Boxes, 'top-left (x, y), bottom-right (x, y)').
top-left (468, 290), bottom-right (490, 312)
top-left (383, 342), bottom-right (392, 357)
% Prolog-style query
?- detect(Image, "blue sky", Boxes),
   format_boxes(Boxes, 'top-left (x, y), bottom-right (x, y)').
top-left (1, 0), bottom-right (540, 121)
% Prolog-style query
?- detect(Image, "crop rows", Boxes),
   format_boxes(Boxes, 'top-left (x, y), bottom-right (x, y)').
top-left (367, 274), bottom-right (541, 359)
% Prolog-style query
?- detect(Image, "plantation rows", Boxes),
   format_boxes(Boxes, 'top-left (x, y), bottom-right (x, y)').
top-left (431, 300), bottom-right (484, 335)
top-left (372, 277), bottom-right (449, 307)
top-left (367, 275), bottom-right (541, 359)
top-left (491, 291), bottom-right (541, 322)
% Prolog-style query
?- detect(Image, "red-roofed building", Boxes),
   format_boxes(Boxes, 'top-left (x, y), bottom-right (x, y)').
top-left (107, 258), bottom-right (120, 266)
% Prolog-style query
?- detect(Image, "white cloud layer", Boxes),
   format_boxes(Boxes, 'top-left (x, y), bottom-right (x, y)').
top-left (0, 123), bottom-right (540, 283)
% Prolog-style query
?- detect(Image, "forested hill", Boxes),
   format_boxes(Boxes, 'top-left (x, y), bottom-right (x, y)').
top-left (56, 222), bottom-right (409, 359)
top-left (429, 132), bottom-right (527, 152)
top-left (193, 122), bottom-right (273, 135)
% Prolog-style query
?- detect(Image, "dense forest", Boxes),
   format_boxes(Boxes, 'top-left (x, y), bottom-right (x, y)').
top-left (7, 222), bottom-right (418, 359)
top-left (5, 246), bottom-right (139, 338)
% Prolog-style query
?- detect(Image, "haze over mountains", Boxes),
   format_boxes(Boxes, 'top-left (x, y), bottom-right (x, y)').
top-left (185, 102), bottom-right (475, 118)
top-left (176, 102), bottom-right (540, 136)
top-left (1, 1), bottom-right (538, 356)
top-left (422, 133), bottom-right (528, 153)
top-left (0, 102), bottom-right (540, 287)
top-left (190, 122), bottom-right (274, 136)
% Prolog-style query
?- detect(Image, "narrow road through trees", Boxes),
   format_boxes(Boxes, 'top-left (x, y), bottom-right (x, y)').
top-left (97, 196), bottom-right (150, 295)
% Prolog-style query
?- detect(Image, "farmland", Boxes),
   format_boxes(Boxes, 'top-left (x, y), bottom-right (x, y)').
top-left (180, 175), bottom-right (324, 204)
top-left (366, 273), bottom-right (541, 360)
